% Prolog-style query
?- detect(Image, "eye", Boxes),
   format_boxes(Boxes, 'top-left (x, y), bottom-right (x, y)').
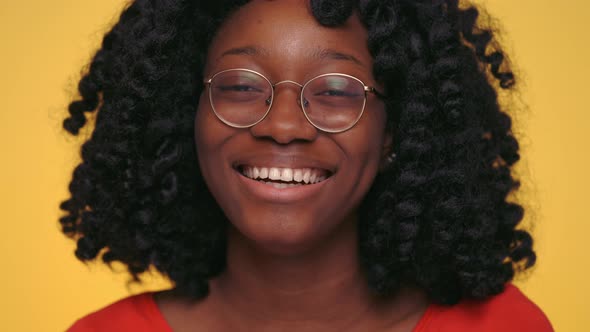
top-left (217, 84), bottom-right (263, 93)
top-left (314, 89), bottom-right (360, 97)
top-left (305, 75), bottom-right (365, 100)
top-left (210, 70), bottom-right (270, 99)
top-left (212, 74), bottom-right (270, 104)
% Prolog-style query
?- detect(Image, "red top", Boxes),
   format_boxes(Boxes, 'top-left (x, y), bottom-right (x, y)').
top-left (68, 284), bottom-right (553, 332)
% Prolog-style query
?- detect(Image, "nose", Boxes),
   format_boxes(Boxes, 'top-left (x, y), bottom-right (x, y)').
top-left (249, 82), bottom-right (318, 144)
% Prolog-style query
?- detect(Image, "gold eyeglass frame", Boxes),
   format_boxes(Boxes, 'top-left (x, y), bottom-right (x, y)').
top-left (203, 68), bottom-right (381, 133)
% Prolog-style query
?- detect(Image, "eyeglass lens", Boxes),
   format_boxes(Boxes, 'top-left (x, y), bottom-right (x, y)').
top-left (209, 69), bottom-right (366, 132)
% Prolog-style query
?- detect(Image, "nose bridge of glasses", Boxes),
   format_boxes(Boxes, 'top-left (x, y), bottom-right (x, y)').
top-left (270, 80), bottom-right (305, 108)
top-left (272, 80), bottom-right (303, 90)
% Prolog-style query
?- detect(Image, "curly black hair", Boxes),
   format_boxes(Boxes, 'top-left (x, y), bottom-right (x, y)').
top-left (60, 0), bottom-right (535, 305)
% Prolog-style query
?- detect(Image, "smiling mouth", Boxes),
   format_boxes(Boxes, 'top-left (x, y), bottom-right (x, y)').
top-left (236, 165), bottom-right (332, 189)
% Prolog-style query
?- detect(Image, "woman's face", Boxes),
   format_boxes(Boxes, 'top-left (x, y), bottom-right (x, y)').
top-left (195, 0), bottom-right (390, 255)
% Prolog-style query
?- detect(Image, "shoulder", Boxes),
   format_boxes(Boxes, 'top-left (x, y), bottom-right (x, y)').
top-left (67, 293), bottom-right (172, 332)
top-left (422, 284), bottom-right (554, 332)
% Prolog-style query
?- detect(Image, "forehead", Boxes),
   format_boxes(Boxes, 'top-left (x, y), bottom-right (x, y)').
top-left (206, 0), bottom-right (372, 73)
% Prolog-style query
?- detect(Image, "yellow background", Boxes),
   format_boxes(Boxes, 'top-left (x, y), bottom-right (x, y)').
top-left (0, 1), bottom-right (587, 331)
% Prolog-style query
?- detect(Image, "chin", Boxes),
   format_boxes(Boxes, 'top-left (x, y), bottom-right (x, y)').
top-left (228, 208), bottom-right (346, 256)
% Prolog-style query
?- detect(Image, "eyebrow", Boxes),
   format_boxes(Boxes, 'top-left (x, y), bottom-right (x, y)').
top-left (218, 45), bottom-right (269, 59)
top-left (311, 48), bottom-right (364, 67)
top-left (217, 45), bottom-right (365, 67)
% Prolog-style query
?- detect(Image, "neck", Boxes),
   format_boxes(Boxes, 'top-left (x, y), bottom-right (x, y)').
top-left (206, 216), bottom-right (428, 332)
top-left (213, 218), bottom-right (371, 323)
top-left (156, 215), bottom-right (430, 332)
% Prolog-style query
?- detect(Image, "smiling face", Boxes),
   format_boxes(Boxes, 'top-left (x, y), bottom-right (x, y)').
top-left (195, 0), bottom-right (390, 255)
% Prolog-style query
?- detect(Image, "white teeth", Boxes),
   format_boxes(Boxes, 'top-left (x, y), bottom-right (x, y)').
top-left (303, 169), bottom-right (311, 184)
top-left (252, 167), bottom-right (260, 179)
top-left (269, 167), bottom-right (281, 180)
top-left (293, 169), bottom-right (303, 182)
top-left (259, 181), bottom-right (303, 189)
top-left (240, 166), bottom-right (329, 185)
top-left (281, 168), bottom-right (293, 182)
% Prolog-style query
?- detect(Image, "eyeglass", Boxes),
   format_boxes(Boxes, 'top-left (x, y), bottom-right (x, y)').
top-left (203, 68), bottom-right (382, 133)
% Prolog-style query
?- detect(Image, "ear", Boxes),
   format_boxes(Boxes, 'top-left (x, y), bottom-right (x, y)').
top-left (378, 133), bottom-right (394, 172)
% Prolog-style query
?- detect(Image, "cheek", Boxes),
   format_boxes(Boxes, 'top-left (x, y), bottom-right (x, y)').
top-left (326, 106), bottom-right (388, 215)
top-left (348, 106), bottom-right (389, 189)
top-left (194, 94), bottom-right (249, 221)
top-left (349, 104), bottom-right (388, 167)
top-left (194, 94), bottom-right (231, 162)
top-left (194, 95), bottom-right (229, 194)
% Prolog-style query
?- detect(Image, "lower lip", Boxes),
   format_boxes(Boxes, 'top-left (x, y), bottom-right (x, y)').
top-left (235, 170), bottom-right (330, 203)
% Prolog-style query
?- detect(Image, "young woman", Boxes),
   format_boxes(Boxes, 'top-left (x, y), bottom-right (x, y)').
top-left (62, 0), bottom-right (553, 331)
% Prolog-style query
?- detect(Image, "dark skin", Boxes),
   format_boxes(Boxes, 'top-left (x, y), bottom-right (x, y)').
top-left (156, 1), bottom-right (429, 331)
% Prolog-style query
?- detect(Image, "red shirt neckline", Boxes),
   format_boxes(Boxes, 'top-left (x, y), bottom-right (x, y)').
top-left (142, 291), bottom-right (437, 332)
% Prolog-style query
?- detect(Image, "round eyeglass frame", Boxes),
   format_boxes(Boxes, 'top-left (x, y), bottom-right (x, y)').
top-left (203, 68), bottom-right (382, 133)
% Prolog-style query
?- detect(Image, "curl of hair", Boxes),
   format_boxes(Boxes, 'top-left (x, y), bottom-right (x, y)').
top-left (61, 0), bottom-right (535, 304)
top-left (310, 0), bottom-right (355, 26)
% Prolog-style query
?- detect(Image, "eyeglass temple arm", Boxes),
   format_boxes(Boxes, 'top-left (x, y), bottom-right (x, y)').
top-left (365, 86), bottom-right (385, 99)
